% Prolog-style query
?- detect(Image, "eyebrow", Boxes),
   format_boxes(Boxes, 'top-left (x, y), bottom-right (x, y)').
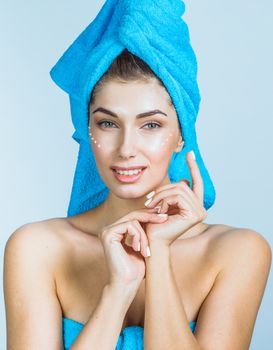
top-left (91, 107), bottom-right (168, 119)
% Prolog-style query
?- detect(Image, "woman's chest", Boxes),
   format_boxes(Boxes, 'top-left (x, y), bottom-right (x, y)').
top-left (56, 233), bottom-right (219, 331)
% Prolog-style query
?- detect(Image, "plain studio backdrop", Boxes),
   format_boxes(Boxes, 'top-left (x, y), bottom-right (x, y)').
top-left (1, 1), bottom-right (272, 349)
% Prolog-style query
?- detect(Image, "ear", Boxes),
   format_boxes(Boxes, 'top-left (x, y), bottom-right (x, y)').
top-left (174, 136), bottom-right (184, 153)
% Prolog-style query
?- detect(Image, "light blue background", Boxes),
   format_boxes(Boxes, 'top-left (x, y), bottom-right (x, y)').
top-left (1, 1), bottom-right (272, 349)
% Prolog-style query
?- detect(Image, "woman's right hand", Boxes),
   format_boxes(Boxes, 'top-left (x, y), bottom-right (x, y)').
top-left (98, 208), bottom-right (168, 291)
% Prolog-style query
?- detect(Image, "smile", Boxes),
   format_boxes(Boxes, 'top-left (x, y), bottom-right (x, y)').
top-left (111, 168), bottom-right (147, 183)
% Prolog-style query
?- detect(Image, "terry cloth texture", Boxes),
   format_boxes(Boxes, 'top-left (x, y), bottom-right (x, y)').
top-left (49, 0), bottom-right (216, 216)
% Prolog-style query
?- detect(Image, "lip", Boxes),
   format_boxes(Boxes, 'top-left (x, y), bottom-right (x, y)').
top-left (111, 167), bottom-right (147, 183)
top-left (111, 165), bottom-right (147, 171)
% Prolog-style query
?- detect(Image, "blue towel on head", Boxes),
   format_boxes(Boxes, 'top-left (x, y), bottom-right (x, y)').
top-left (49, 0), bottom-right (216, 216)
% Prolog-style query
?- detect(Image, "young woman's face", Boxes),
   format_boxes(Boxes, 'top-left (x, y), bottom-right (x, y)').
top-left (88, 79), bottom-right (183, 199)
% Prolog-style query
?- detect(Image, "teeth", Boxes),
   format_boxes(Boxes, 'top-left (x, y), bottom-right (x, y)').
top-left (115, 169), bottom-right (143, 175)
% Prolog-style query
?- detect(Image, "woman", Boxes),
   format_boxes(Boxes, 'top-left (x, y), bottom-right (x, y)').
top-left (4, 1), bottom-right (271, 350)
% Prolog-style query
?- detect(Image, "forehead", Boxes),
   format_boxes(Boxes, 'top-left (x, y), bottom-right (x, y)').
top-left (93, 80), bottom-right (172, 112)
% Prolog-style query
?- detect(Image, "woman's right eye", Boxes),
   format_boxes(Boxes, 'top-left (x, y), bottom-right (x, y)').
top-left (97, 121), bottom-right (116, 128)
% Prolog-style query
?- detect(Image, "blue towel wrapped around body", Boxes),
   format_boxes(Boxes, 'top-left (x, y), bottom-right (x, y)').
top-left (49, 0), bottom-right (216, 216)
top-left (62, 317), bottom-right (197, 349)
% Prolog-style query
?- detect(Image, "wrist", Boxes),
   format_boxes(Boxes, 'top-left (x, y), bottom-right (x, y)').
top-left (105, 283), bottom-right (136, 303)
top-left (149, 240), bottom-right (170, 252)
top-left (145, 241), bottom-right (170, 265)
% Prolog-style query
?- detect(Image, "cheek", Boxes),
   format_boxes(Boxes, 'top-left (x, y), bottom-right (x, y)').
top-left (89, 142), bottom-right (113, 183)
top-left (88, 130), bottom-right (111, 166)
top-left (89, 129), bottom-right (175, 159)
top-left (146, 132), bottom-right (175, 159)
top-left (90, 139), bottom-right (112, 162)
top-left (89, 131), bottom-right (117, 160)
top-left (89, 131), bottom-right (109, 149)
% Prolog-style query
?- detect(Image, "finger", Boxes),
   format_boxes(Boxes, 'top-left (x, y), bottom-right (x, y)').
top-left (117, 221), bottom-right (143, 254)
top-left (101, 221), bottom-right (135, 245)
top-left (146, 183), bottom-right (190, 213)
top-left (112, 212), bottom-right (168, 257)
top-left (145, 187), bottom-right (192, 209)
top-left (126, 221), bottom-right (142, 252)
top-left (146, 179), bottom-right (190, 198)
top-left (181, 179), bottom-right (190, 187)
top-left (157, 197), bottom-right (169, 214)
top-left (126, 220), bottom-right (153, 258)
top-left (159, 193), bottom-right (194, 215)
top-left (117, 210), bottom-right (168, 225)
top-left (178, 182), bottom-right (202, 206)
top-left (101, 221), bottom-right (148, 260)
top-left (133, 221), bottom-right (151, 258)
top-left (186, 151), bottom-right (204, 202)
top-left (146, 184), bottom-right (176, 196)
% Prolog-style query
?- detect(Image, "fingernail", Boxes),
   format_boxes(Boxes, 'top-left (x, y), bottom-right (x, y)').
top-left (146, 191), bottom-right (155, 199)
top-left (189, 150), bottom-right (196, 160)
top-left (144, 198), bottom-right (153, 207)
top-left (157, 213), bottom-right (168, 218)
top-left (146, 246), bottom-right (151, 257)
top-left (137, 242), bottom-right (141, 251)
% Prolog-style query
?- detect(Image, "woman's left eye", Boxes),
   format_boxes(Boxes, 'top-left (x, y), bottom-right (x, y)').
top-left (143, 122), bottom-right (161, 129)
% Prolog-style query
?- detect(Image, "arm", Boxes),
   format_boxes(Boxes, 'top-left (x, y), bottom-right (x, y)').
top-left (69, 284), bottom-right (134, 350)
top-left (144, 229), bottom-right (272, 350)
top-left (193, 229), bottom-right (272, 350)
top-left (4, 223), bottom-right (134, 350)
top-left (4, 223), bottom-right (64, 350)
top-left (144, 241), bottom-right (202, 350)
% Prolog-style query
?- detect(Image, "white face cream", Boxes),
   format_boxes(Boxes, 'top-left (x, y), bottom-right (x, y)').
top-left (88, 79), bottom-right (184, 196)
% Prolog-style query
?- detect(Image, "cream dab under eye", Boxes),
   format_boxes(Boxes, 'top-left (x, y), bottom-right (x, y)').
top-left (96, 120), bottom-right (162, 129)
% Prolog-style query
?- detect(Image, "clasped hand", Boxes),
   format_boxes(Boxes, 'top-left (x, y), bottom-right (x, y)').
top-left (142, 150), bottom-right (207, 247)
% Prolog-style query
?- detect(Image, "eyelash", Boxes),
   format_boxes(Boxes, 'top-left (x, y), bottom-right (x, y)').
top-left (96, 120), bottom-right (162, 129)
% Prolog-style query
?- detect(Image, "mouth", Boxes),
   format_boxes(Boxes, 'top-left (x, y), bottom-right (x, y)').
top-left (111, 167), bottom-right (147, 183)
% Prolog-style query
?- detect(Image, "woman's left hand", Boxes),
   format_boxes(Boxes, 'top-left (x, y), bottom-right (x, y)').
top-left (144, 150), bottom-right (208, 247)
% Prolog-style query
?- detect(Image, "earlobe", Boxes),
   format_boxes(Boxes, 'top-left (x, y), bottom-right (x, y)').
top-left (174, 140), bottom-right (184, 153)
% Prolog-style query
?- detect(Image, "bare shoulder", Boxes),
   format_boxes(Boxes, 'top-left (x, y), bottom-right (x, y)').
top-left (207, 223), bottom-right (272, 273)
top-left (5, 218), bottom-right (69, 266)
top-left (4, 216), bottom-right (96, 270)
top-left (4, 219), bottom-right (69, 299)
top-left (191, 224), bottom-right (272, 348)
top-left (3, 218), bottom-right (75, 349)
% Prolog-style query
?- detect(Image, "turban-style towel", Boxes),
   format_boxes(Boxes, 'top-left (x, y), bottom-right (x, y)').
top-left (49, 0), bottom-right (216, 217)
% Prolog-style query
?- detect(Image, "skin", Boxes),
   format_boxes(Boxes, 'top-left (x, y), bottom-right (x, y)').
top-left (86, 78), bottom-right (209, 238)
top-left (4, 78), bottom-right (271, 349)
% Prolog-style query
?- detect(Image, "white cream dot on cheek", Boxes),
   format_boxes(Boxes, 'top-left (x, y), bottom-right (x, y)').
top-left (89, 131), bottom-right (102, 148)
top-left (88, 130), bottom-right (175, 151)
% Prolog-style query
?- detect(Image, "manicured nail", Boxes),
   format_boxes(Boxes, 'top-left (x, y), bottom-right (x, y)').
top-left (146, 246), bottom-right (151, 257)
top-left (137, 242), bottom-right (141, 251)
top-left (144, 198), bottom-right (153, 207)
top-left (189, 150), bottom-right (196, 160)
top-left (157, 213), bottom-right (168, 218)
top-left (146, 191), bottom-right (155, 199)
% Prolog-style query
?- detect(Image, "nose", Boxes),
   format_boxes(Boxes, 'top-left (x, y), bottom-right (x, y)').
top-left (117, 128), bottom-right (138, 158)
